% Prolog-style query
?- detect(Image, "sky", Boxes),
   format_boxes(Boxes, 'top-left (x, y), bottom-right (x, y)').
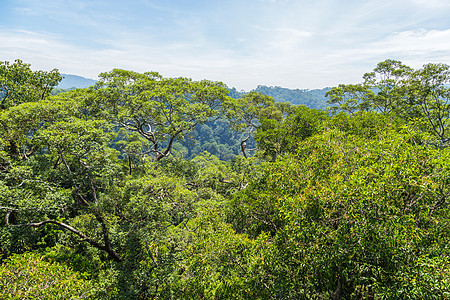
top-left (1, 0), bottom-right (450, 91)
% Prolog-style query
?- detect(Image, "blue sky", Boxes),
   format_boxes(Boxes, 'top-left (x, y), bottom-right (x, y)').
top-left (1, 0), bottom-right (450, 90)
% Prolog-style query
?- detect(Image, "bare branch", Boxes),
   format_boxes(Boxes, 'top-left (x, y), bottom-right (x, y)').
top-left (26, 219), bottom-right (123, 262)
top-left (0, 206), bottom-right (19, 211)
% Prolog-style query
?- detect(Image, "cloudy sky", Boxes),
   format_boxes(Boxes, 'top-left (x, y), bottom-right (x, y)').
top-left (1, 0), bottom-right (449, 90)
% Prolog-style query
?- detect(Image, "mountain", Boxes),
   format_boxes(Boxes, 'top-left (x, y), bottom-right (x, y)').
top-left (57, 74), bottom-right (97, 89)
top-left (56, 74), bottom-right (330, 110)
top-left (254, 85), bottom-right (331, 110)
top-left (229, 85), bottom-right (331, 110)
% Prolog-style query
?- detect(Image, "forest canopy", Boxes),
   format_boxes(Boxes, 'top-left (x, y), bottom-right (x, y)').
top-left (1, 58), bottom-right (450, 299)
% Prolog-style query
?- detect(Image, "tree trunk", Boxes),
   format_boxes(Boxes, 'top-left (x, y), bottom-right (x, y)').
top-left (27, 219), bottom-right (123, 262)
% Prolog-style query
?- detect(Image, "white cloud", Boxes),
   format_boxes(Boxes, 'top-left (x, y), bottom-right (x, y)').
top-left (250, 25), bottom-right (313, 52)
top-left (413, 0), bottom-right (450, 8)
top-left (0, 28), bottom-right (262, 87)
top-left (0, 29), bottom-right (114, 78)
top-left (374, 29), bottom-right (450, 68)
top-left (321, 29), bottom-right (450, 62)
top-left (381, 29), bottom-right (450, 52)
top-left (259, 0), bottom-right (289, 3)
top-left (2, 26), bottom-right (449, 91)
top-left (253, 26), bottom-right (312, 38)
top-left (1, 0), bottom-right (450, 90)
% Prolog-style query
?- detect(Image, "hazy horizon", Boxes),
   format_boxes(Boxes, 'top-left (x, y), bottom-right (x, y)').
top-left (1, 0), bottom-right (450, 90)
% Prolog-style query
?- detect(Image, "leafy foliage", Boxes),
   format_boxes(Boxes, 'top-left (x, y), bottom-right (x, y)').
top-left (87, 69), bottom-right (230, 161)
top-left (226, 124), bottom-right (450, 298)
top-left (2, 59), bottom-right (450, 299)
top-left (0, 252), bottom-right (96, 299)
top-left (0, 59), bottom-right (61, 110)
top-left (252, 85), bottom-right (331, 109)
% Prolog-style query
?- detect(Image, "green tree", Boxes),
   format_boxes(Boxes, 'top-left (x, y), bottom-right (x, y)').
top-left (325, 84), bottom-right (374, 115)
top-left (226, 124), bottom-right (450, 299)
top-left (0, 60), bottom-right (62, 159)
top-left (363, 59), bottom-right (413, 115)
top-left (0, 59), bottom-right (61, 110)
top-left (88, 69), bottom-right (230, 161)
top-left (408, 63), bottom-right (450, 147)
top-left (0, 97), bottom-right (79, 160)
top-left (113, 128), bottom-right (149, 175)
top-left (226, 91), bottom-right (289, 158)
top-left (256, 105), bottom-right (327, 160)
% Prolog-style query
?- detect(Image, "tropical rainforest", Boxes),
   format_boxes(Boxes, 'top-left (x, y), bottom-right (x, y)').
top-left (0, 58), bottom-right (449, 299)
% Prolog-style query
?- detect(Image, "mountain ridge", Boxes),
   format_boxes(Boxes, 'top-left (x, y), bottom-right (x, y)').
top-left (57, 74), bottom-right (329, 109)
top-left (57, 74), bottom-right (97, 89)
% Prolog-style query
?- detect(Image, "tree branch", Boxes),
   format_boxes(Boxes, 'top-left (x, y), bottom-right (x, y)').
top-left (26, 219), bottom-right (123, 262)
top-left (1, 206), bottom-right (19, 225)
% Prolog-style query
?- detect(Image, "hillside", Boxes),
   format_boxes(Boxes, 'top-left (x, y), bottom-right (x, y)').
top-left (56, 75), bottom-right (330, 109)
top-left (57, 74), bottom-right (97, 89)
top-left (230, 85), bottom-right (330, 109)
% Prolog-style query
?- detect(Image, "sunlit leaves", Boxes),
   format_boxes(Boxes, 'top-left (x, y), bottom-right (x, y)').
top-left (0, 252), bottom-right (96, 299)
top-left (0, 98), bottom-right (80, 160)
top-left (0, 59), bottom-right (61, 110)
top-left (89, 69), bottom-right (230, 161)
top-left (226, 124), bottom-right (450, 298)
top-left (408, 63), bottom-right (450, 146)
top-left (326, 83), bottom-right (374, 115)
top-left (364, 59), bottom-right (413, 115)
top-left (327, 59), bottom-right (450, 147)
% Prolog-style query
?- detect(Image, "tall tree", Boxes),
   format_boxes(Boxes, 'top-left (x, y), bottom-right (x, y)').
top-left (408, 63), bottom-right (450, 147)
top-left (363, 59), bottom-right (413, 115)
top-left (325, 84), bottom-right (374, 115)
top-left (256, 105), bottom-right (327, 160)
top-left (0, 60), bottom-right (62, 158)
top-left (0, 59), bottom-right (61, 110)
top-left (226, 91), bottom-right (288, 158)
top-left (88, 69), bottom-right (230, 161)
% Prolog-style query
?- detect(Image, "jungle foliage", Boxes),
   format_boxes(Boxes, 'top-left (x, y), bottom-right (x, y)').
top-left (1, 59), bottom-right (450, 299)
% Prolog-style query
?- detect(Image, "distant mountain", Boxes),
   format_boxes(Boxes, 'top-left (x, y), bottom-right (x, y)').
top-left (229, 85), bottom-right (331, 110)
top-left (56, 74), bottom-right (330, 110)
top-left (57, 74), bottom-right (97, 89)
